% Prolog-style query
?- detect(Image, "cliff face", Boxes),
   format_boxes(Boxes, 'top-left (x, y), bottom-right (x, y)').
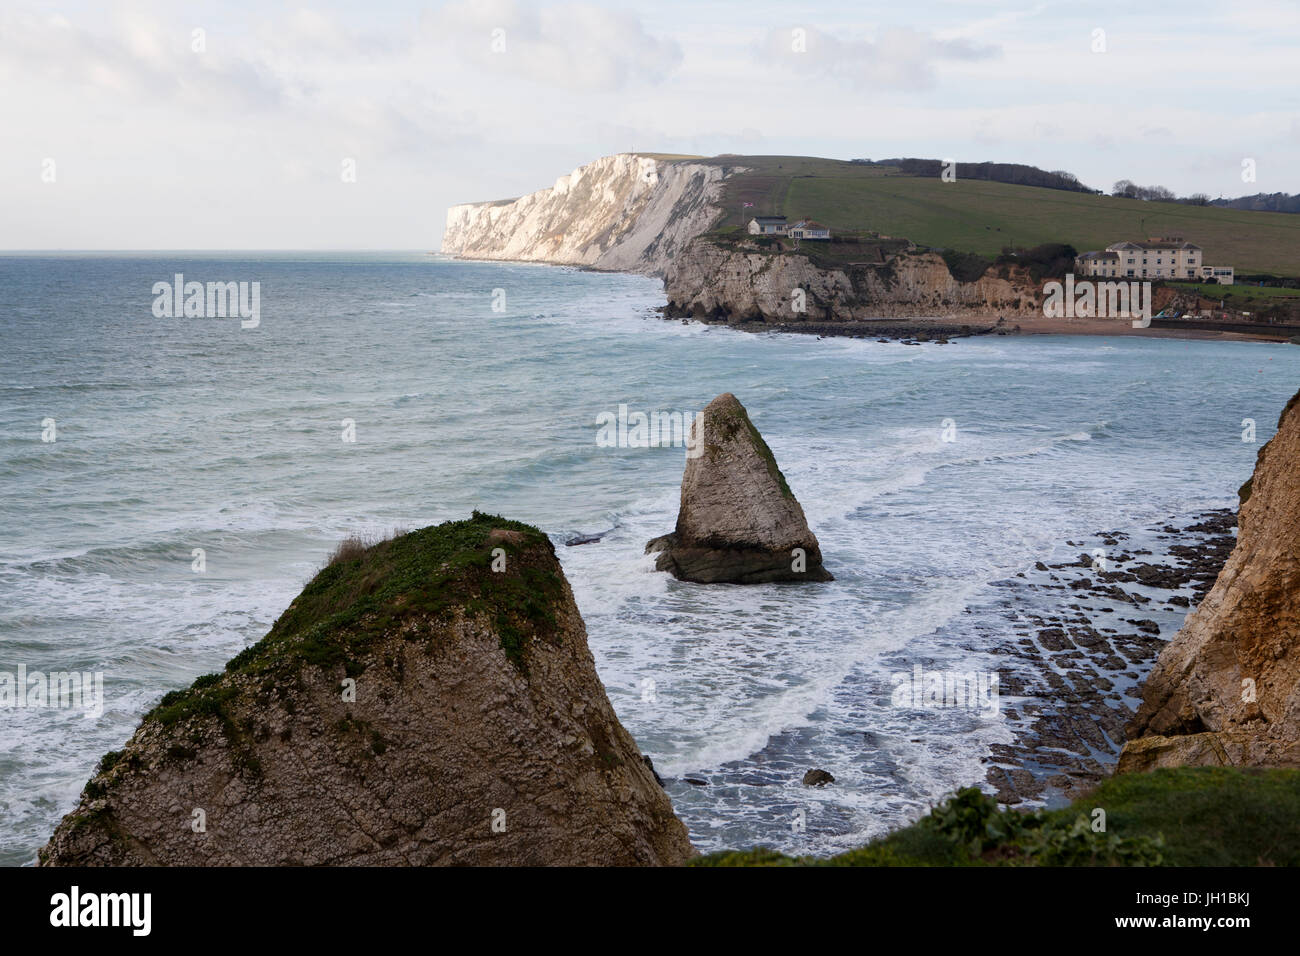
top-left (1119, 389), bottom-right (1300, 772)
top-left (40, 514), bottom-right (694, 866)
top-left (441, 154), bottom-right (732, 277)
top-left (663, 239), bottom-right (1041, 323)
top-left (440, 155), bottom-right (1047, 317)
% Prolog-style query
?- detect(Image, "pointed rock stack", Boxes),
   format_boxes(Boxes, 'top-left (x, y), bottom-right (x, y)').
top-left (647, 392), bottom-right (832, 584)
top-left (40, 514), bottom-right (695, 866)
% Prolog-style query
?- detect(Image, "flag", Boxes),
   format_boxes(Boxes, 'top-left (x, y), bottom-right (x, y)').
top-left (743, 202), bottom-right (753, 207)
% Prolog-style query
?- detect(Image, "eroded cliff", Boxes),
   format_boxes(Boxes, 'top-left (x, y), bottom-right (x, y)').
top-left (1119, 388), bottom-right (1300, 771)
top-left (663, 238), bottom-right (1042, 323)
top-left (441, 153), bottom-right (733, 277)
top-left (41, 513), bottom-right (694, 866)
top-left (441, 156), bottom-right (1054, 319)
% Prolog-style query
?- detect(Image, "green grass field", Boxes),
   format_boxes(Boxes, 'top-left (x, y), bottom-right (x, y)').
top-left (1169, 281), bottom-right (1300, 299)
top-left (690, 156), bottom-right (1300, 276)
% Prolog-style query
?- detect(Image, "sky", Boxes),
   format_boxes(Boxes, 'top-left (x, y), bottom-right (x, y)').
top-left (3, 0), bottom-right (1299, 249)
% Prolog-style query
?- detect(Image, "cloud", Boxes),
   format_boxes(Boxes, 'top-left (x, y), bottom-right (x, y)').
top-left (0, 10), bottom-right (300, 112)
top-left (759, 25), bottom-right (998, 90)
top-left (935, 1), bottom-right (1060, 41)
top-left (0, 7), bottom-right (480, 156)
top-left (421, 0), bottom-right (682, 91)
top-left (589, 120), bottom-right (766, 155)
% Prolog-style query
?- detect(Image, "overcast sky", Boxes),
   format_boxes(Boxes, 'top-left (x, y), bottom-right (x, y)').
top-left (4, 0), bottom-right (1299, 249)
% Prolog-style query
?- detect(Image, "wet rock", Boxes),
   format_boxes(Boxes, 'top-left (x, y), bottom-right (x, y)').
top-left (802, 769), bottom-right (835, 787)
top-left (642, 755), bottom-right (665, 787)
top-left (646, 393), bottom-right (832, 583)
top-left (1037, 627), bottom-right (1073, 651)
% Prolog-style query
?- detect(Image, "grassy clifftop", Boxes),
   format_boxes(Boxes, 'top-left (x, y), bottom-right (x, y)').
top-left (142, 513), bottom-right (564, 734)
top-left (43, 512), bottom-right (701, 866)
top-left (691, 155), bottom-right (1300, 275)
top-left (694, 767), bottom-right (1300, 866)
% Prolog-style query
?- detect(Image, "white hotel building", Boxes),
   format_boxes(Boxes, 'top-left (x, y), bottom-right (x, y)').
top-left (1075, 237), bottom-right (1234, 285)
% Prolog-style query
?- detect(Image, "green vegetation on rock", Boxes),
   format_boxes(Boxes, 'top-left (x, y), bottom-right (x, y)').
top-left (710, 399), bottom-right (793, 498)
top-left (940, 249), bottom-right (995, 283)
top-left (140, 512), bottom-right (563, 734)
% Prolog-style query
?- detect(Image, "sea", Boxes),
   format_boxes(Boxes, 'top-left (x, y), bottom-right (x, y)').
top-left (2, 251), bottom-right (1296, 865)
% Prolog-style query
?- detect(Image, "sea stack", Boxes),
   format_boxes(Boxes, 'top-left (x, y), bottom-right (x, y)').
top-left (40, 513), bottom-right (694, 866)
top-left (646, 392), bottom-right (832, 583)
top-left (1119, 388), bottom-right (1300, 772)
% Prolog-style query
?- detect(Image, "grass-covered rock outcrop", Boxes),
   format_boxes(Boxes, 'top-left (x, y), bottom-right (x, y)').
top-left (41, 513), bottom-right (694, 866)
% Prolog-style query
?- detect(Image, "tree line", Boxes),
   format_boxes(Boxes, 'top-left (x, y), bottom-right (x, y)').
top-left (1111, 181), bottom-right (1300, 213)
top-left (853, 158), bottom-right (1094, 193)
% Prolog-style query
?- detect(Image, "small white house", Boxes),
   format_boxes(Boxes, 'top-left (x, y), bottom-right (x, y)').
top-left (789, 219), bottom-right (831, 240)
top-left (747, 216), bottom-right (788, 236)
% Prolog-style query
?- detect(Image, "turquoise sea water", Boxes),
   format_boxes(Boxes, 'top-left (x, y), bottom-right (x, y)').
top-left (2, 251), bottom-right (1296, 864)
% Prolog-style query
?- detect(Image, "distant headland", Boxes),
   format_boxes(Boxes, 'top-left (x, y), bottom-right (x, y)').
top-left (443, 153), bottom-right (1300, 343)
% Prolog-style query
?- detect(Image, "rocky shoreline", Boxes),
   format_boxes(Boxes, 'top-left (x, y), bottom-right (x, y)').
top-left (980, 509), bottom-right (1237, 805)
top-left (660, 310), bottom-right (1004, 343)
top-left (762, 320), bottom-right (1001, 342)
top-left (663, 309), bottom-right (1298, 345)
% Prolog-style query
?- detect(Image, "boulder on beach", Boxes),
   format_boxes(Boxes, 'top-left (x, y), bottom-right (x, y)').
top-left (646, 392), bottom-right (832, 583)
top-left (1120, 387), bottom-right (1300, 771)
top-left (40, 513), bottom-right (695, 866)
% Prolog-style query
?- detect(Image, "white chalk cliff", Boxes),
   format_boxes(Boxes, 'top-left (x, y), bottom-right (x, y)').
top-left (441, 154), bottom-right (734, 277)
